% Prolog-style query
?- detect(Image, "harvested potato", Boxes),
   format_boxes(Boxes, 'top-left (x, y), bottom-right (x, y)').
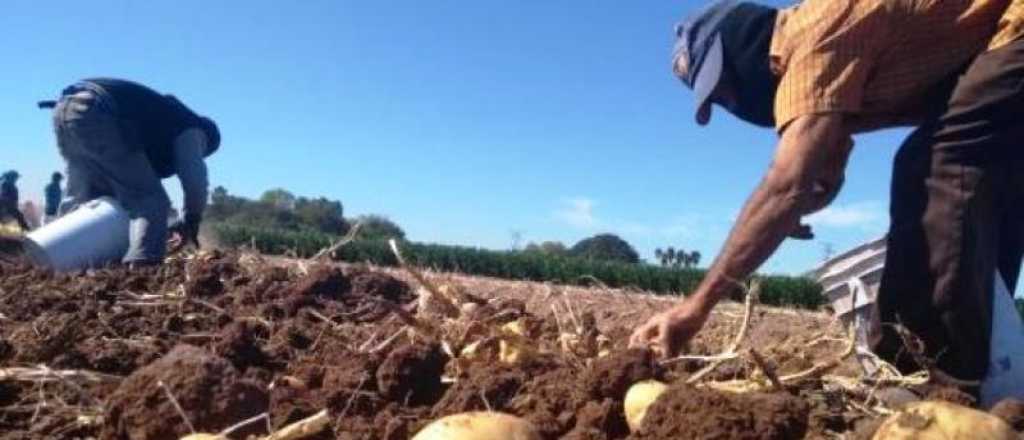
top-left (624, 380), bottom-right (668, 432)
top-left (0, 221), bottom-right (22, 237)
top-left (412, 412), bottom-right (542, 440)
top-left (873, 400), bottom-right (1017, 440)
top-left (179, 434), bottom-right (225, 440)
top-left (498, 320), bottom-right (536, 364)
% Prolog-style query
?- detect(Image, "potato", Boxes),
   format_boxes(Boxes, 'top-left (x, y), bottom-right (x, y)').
top-left (499, 320), bottom-right (536, 364)
top-left (624, 380), bottom-right (668, 432)
top-left (179, 434), bottom-right (225, 440)
top-left (412, 412), bottom-right (542, 440)
top-left (0, 221), bottom-right (22, 237)
top-left (873, 400), bottom-right (1017, 440)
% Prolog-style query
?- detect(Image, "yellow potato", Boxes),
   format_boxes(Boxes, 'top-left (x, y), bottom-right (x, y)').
top-left (412, 412), bottom-right (542, 440)
top-left (624, 380), bottom-right (668, 432)
top-left (498, 320), bottom-right (536, 364)
top-left (502, 320), bottom-right (527, 336)
top-left (179, 434), bottom-right (225, 440)
top-left (873, 400), bottom-right (1017, 440)
top-left (0, 221), bottom-right (22, 237)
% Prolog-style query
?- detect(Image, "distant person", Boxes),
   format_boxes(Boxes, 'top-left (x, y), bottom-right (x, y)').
top-left (0, 171), bottom-right (30, 231)
top-left (47, 78), bottom-right (221, 266)
top-left (43, 172), bottom-right (63, 224)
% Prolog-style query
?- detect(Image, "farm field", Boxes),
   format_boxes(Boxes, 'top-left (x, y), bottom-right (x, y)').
top-left (0, 247), bottom-right (1012, 439)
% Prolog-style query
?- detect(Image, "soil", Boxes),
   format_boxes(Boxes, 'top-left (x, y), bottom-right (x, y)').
top-left (630, 384), bottom-right (809, 440)
top-left (0, 249), bottom-right (1001, 439)
top-left (102, 344), bottom-right (268, 440)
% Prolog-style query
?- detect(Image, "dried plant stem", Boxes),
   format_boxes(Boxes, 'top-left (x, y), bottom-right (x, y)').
top-left (312, 222), bottom-right (363, 261)
top-left (0, 366), bottom-right (122, 384)
top-left (158, 379), bottom-right (196, 434)
top-left (388, 239), bottom-right (461, 317)
top-left (677, 280), bottom-right (759, 384)
top-left (747, 348), bottom-right (783, 390)
top-left (338, 378), bottom-right (367, 419)
top-left (780, 325), bottom-right (856, 383)
top-left (369, 328), bottom-right (408, 353)
top-left (369, 297), bottom-right (438, 339)
top-left (220, 412), bottom-right (269, 437)
top-left (263, 409), bottom-right (330, 440)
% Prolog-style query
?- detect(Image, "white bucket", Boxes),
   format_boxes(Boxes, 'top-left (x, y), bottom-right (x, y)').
top-left (980, 272), bottom-right (1024, 408)
top-left (24, 197), bottom-right (130, 271)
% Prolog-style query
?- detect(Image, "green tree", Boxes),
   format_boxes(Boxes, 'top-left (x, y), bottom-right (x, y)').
top-left (294, 197), bottom-right (348, 235)
top-left (570, 233), bottom-right (640, 264)
top-left (353, 214), bottom-right (406, 241)
top-left (260, 188), bottom-right (296, 210)
top-left (206, 186), bottom-right (250, 222)
top-left (655, 247), bottom-right (701, 268)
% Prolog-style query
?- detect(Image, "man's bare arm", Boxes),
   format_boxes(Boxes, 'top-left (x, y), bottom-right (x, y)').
top-left (630, 114), bottom-right (855, 357)
top-left (689, 114), bottom-right (851, 309)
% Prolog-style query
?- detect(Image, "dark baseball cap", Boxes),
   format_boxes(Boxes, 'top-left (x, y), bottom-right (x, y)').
top-left (673, 0), bottom-right (747, 125)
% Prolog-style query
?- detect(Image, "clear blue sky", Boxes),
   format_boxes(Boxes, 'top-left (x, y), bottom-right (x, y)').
top-left (2, 0), bottom-right (910, 275)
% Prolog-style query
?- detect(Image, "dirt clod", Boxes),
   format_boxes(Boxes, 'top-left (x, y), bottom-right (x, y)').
top-left (630, 384), bottom-right (809, 440)
top-left (376, 343), bottom-right (448, 405)
top-left (102, 344), bottom-right (269, 440)
top-left (291, 265), bottom-right (349, 300)
top-left (349, 269), bottom-right (412, 303)
top-left (584, 348), bottom-right (661, 401)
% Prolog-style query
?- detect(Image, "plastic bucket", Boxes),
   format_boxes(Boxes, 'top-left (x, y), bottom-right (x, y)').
top-left (23, 197), bottom-right (130, 271)
top-left (980, 272), bottom-right (1024, 408)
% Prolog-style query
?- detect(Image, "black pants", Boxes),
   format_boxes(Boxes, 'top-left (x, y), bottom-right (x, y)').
top-left (871, 40), bottom-right (1024, 383)
top-left (0, 201), bottom-right (29, 231)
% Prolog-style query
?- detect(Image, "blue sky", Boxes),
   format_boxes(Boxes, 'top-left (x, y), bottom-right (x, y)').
top-left (1, 0), bottom-right (907, 275)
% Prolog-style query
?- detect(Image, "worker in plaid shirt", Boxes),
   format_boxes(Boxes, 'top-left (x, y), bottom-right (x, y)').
top-left (632, 0), bottom-right (1024, 395)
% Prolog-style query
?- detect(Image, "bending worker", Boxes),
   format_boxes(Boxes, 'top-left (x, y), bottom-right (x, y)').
top-left (631, 0), bottom-right (1024, 391)
top-left (0, 171), bottom-right (30, 231)
top-left (48, 78), bottom-right (220, 265)
top-left (43, 172), bottom-right (63, 224)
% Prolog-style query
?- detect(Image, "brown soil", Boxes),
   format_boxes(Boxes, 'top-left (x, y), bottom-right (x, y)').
top-left (102, 344), bottom-right (268, 440)
top-left (375, 343), bottom-right (447, 404)
top-left (630, 383), bottom-right (809, 439)
top-left (0, 249), bottom-right (938, 439)
top-left (583, 348), bottom-right (662, 401)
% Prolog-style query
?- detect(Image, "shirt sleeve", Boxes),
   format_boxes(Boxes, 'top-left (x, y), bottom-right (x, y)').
top-left (173, 128), bottom-right (209, 219)
top-left (772, 2), bottom-right (891, 130)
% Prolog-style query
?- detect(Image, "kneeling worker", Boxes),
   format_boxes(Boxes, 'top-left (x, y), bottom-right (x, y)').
top-left (46, 78), bottom-right (220, 265)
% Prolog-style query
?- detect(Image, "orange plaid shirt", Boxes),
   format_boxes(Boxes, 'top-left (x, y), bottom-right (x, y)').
top-left (770, 0), bottom-right (1024, 130)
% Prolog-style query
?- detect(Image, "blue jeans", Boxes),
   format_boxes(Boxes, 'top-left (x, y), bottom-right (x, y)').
top-left (53, 85), bottom-right (170, 264)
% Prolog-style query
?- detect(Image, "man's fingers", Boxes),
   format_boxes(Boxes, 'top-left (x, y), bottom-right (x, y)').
top-left (629, 323), bottom-right (658, 349)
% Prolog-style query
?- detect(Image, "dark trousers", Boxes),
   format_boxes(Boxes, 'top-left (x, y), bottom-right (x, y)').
top-left (871, 40), bottom-right (1024, 383)
top-left (0, 201), bottom-right (29, 231)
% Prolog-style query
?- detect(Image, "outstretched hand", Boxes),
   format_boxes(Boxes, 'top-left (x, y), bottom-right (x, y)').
top-left (629, 299), bottom-right (712, 358)
top-left (168, 214), bottom-right (201, 251)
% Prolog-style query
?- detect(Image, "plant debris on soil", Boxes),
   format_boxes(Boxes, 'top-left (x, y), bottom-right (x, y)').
top-left (0, 248), bottom-right (1009, 439)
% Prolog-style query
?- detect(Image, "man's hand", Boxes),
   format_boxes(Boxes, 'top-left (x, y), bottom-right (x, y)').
top-left (629, 298), bottom-right (711, 358)
top-left (169, 213), bottom-right (201, 249)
